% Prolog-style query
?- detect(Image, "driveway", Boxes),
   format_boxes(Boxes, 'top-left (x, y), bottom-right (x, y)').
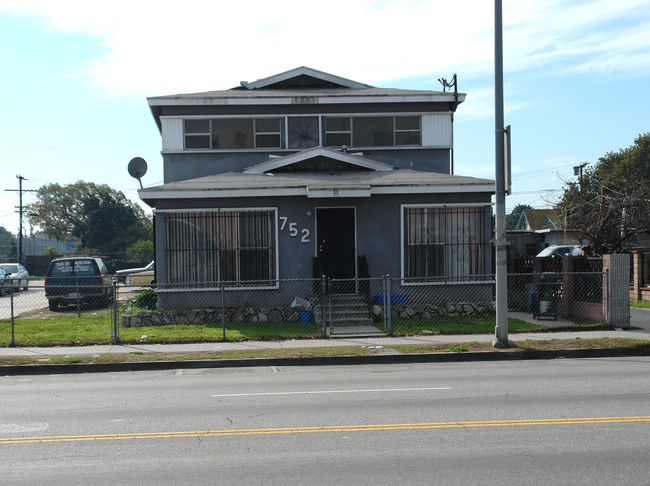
top-left (0, 283), bottom-right (140, 319)
top-left (631, 307), bottom-right (650, 330)
top-left (0, 281), bottom-right (48, 319)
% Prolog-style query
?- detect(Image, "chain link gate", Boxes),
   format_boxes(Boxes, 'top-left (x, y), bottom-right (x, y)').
top-left (321, 276), bottom-right (389, 337)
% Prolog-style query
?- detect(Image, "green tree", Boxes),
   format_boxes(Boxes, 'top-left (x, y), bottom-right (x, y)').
top-left (128, 239), bottom-right (154, 262)
top-left (506, 204), bottom-right (533, 230)
top-left (556, 133), bottom-right (650, 254)
top-left (43, 247), bottom-right (58, 256)
top-left (27, 181), bottom-right (152, 258)
top-left (0, 225), bottom-right (15, 260)
top-left (6, 238), bottom-right (17, 261)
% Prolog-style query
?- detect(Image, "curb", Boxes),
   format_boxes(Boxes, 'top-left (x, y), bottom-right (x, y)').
top-left (1, 347), bottom-right (647, 376)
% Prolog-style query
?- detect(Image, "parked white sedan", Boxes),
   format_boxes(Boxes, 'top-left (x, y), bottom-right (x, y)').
top-left (116, 261), bottom-right (154, 283)
top-left (0, 263), bottom-right (29, 291)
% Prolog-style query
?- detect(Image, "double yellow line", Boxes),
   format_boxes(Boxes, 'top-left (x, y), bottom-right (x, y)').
top-left (2, 416), bottom-right (649, 445)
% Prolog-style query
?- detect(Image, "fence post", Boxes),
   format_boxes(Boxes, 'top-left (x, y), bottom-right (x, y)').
top-left (386, 275), bottom-right (392, 335)
top-left (320, 276), bottom-right (328, 337)
top-left (632, 251), bottom-right (642, 302)
top-left (604, 267), bottom-right (610, 327)
top-left (559, 255), bottom-right (573, 318)
top-left (381, 275), bottom-right (387, 334)
top-left (9, 285), bottom-right (15, 346)
top-left (221, 281), bottom-right (226, 340)
top-left (112, 280), bottom-right (118, 344)
top-left (75, 278), bottom-right (81, 318)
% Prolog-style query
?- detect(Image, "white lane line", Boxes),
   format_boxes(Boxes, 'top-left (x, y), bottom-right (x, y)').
top-left (212, 387), bottom-right (451, 397)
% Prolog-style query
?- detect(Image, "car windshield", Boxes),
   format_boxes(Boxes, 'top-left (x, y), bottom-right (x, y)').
top-left (0, 264), bottom-right (18, 273)
top-left (537, 246), bottom-right (576, 257)
top-left (537, 247), bottom-right (561, 257)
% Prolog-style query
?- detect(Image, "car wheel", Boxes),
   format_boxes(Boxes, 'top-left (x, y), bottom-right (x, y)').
top-left (48, 300), bottom-right (60, 312)
top-left (23, 285), bottom-right (28, 291)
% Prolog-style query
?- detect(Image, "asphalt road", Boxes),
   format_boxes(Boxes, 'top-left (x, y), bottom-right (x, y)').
top-left (1, 357), bottom-right (649, 485)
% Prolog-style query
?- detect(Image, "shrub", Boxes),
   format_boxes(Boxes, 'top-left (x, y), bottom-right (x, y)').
top-left (125, 288), bottom-right (158, 311)
top-left (508, 289), bottom-right (528, 312)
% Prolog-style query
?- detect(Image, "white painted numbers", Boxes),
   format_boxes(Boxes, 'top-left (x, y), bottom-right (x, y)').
top-left (279, 216), bottom-right (310, 243)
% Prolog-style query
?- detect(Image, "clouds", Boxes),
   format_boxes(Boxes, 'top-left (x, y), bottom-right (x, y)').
top-left (3, 0), bottom-right (649, 96)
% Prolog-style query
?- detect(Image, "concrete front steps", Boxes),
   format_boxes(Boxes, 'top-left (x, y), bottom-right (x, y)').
top-left (326, 294), bottom-right (385, 336)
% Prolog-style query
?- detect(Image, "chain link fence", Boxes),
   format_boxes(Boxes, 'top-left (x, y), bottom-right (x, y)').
top-left (1, 271), bottom-right (608, 346)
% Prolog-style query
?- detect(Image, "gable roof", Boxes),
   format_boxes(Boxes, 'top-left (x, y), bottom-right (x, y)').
top-left (147, 67), bottom-right (465, 130)
top-left (139, 169), bottom-right (494, 204)
top-left (243, 147), bottom-right (394, 174)
top-left (516, 209), bottom-right (560, 230)
top-left (139, 148), bottom-right (494, 205)
top-left (239, 66), bottom-right (370, 90)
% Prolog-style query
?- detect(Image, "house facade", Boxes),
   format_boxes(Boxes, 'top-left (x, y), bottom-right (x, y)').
top-left (139, 67), bottom-right (495, 308)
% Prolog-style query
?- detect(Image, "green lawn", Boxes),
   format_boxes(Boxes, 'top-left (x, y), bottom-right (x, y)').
top-left (0, 308), bottom-right (604, 347)
top-left (630, 300), bottom-right (650, 309)
top-left (0, 313), bottom-right (322, 347)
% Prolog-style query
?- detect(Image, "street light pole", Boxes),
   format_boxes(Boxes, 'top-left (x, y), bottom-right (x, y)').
top-left (493, 0), bottom-right (513, 348)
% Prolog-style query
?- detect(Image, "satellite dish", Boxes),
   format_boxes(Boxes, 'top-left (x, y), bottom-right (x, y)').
top-left (128, 157), bottom-right (148, 188)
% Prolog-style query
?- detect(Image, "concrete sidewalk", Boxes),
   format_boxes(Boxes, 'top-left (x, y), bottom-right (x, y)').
top-left (2, 328), bottom-right (649, 359)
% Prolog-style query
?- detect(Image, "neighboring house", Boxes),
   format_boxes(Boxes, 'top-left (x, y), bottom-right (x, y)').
top-left (139, 67), bottom-right (495, 308)
top-left (516, 208), bottom-right (559, 231)
top-left (508, 208), bottom-right (580, 257)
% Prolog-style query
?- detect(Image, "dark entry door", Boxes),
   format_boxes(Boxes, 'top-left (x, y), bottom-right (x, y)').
top-left (316, 208), bottom-right (356, 280)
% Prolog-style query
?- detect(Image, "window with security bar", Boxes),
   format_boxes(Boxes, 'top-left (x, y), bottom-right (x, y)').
top-left (404, 206), bottom-right (487, 280)
top-left (166, 210), bottom-right (276, 286)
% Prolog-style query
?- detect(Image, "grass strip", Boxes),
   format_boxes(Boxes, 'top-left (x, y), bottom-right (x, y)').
top-left (1, 338), bottom-right (648, 367)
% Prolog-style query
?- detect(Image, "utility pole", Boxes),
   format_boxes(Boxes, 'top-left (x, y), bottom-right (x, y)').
top-left (573, 162), bottom-right (588, 193)
top-left (493, 0), bottom-right (513, 348)
top-left (4, 175), bottom-right (35, 264)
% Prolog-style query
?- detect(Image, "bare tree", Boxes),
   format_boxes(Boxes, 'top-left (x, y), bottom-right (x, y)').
top-left (556, 133), bottom-right (650, 255)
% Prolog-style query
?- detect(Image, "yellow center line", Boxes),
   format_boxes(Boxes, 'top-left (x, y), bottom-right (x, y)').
top-left (2, 416), bottom-right (649, 444)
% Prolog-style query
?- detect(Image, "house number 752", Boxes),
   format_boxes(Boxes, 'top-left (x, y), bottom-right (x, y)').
top-left (279, 217), bottom-right (310, 243)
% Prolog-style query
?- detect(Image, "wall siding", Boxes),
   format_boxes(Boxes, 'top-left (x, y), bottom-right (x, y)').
top-left (162, 118), bottom-right (183, 151)
top-left (422, 114), bottom-right (452, 148)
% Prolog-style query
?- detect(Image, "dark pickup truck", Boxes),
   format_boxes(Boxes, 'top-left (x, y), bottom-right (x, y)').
top-left (45, 257), bottom-right (113, 311)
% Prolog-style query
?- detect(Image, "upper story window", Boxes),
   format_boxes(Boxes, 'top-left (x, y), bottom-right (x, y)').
top-left (184, 118), bottom-right (284, 150)
top-left (184, 119), bottom-right (211, 149)
top-left (323, 117), bottom-right (352, 146)
top-left (181, 115), bottom-right (423, 151)
top-left (395, 116), bottom-right (421, 146)
top-left (323, 116), bottom-right (421, 148)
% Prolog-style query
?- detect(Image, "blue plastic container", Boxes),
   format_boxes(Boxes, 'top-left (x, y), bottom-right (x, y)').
top-left (373, 294), bottom-right (408, 304)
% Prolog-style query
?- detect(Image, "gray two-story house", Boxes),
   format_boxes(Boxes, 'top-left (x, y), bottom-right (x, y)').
top-left (139, 67), bottom-right (494, 311)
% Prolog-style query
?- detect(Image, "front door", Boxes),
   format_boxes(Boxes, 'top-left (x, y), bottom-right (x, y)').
top-left (316, 207), bottom-right (356, 284)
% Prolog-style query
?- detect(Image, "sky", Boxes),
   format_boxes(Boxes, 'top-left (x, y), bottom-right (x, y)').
top-left (1, 0), bottom-right (649, 236)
